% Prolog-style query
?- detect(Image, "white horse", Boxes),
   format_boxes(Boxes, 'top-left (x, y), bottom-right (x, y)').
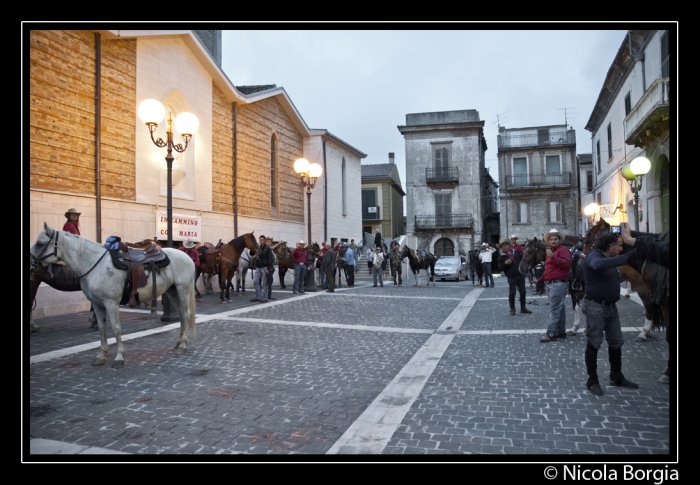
top-left (30, 223), bottom-right (196, 368)
top-left (234, 248), bottom-right (253, 295)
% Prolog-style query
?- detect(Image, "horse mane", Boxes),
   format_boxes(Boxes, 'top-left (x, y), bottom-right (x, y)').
top-left (228, 234), bottom-right (251, 254)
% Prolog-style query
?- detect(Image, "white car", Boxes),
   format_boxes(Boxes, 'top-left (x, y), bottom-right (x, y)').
top-left (434, 255), bottom-right (469, 281)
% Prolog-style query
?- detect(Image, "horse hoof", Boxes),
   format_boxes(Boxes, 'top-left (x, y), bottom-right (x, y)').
top-left (227, 299), bottom-right (232, 303)
top-left (566, 330), bottom-right (576, 336)
top-left (111, 360), bottom-right (125, 369)
top-left (176, 347), bottom-right (186, 355)
top-left (92, 358), bottom-right (106, 366)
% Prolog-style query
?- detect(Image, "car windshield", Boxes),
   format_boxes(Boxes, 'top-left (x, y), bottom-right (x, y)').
top-left (438, 257), bottom-right (460, 265)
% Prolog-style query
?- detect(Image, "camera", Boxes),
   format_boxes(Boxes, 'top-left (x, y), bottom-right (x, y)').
top-left (611, 226), bottom-right (621, 234)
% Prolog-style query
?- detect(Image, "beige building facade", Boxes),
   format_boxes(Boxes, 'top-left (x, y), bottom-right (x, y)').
top-left (28, 30), bottom-right (363, 316)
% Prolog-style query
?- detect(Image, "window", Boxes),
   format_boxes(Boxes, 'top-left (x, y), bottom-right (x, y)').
top-left (545, 155), bottom-right (560, 184)
top-left (661, 30), bottom-right (669, 78)
top-left (341, 158), bottom-right (347, 215)
top-left (362, 189), bottom-right (377, 220)
top-left (596, 140), bottom-right (601, 172)
top-left (606, 123), bottom-right (612, 160)
top-left (512, 157), bottom-right (527, 186)
top-left (586, 171), bottom-right (593, 192)
top-left (538, 129), bottom-right (549, 145)
top-left (549, 201), bottom-right (562, 223)
top-left (434, 146), bottom-right (449, 178)
top-left (516, 202), bottom-right (528, 223)
top-left (435, 193), bottom-right (452, 226)
top-left (596, 192), bottom-right (602, 205)
top-left (624, 92), bottom-right (631, 116)
top-left (270, 135), bottom-right (277, 208)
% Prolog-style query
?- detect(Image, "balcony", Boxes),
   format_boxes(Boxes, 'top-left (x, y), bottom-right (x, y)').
top-left (415, 214), bottom-right (473, 230)
top-left (625, 78), bottom-right (670, 148)
top-left (505, 171), bottom-right (572, 189)
top-left (426, 167), bottom-right (459, 186)
top-left (362, 206), bottom-right (380, 221)
top-left (498, 130), bottom-right (576, 149)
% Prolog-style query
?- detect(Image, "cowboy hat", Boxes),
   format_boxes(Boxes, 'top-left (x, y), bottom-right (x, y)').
top-left (481, 242), bottom-right (488, 247)
top-left (183, 239), bottom-right (196, 248)
top-left (545, 228), bottom-right (564, 240)
top-left (499, 239), bottom-right (511, 247)
top-left (297, 240), bottom-right (305, 246)
top-left (64, 208), bottom-right (81, 218)
top-left (510, 235), bottom-right (518, 240)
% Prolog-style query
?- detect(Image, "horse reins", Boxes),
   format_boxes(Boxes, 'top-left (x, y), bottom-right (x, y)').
top-left (31, 229), bottom-right (110, 280)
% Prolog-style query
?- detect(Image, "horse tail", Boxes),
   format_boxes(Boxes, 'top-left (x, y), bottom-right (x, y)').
top-left (650, 302), bottom-right (665, 332)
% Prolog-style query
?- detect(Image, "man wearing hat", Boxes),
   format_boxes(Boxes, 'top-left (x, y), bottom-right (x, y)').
top-left (371, 245), bottom-right (384, 287)
top-left (63, 208), bottom-right (81, 235)
top-left (179, 239), bottom-right (201, 295)
top-left (509, 235), bottom-right (524, 255)
top-left (478, 242), bottom-right (496, 288)
top-left (497, 239), bottom-right (532, 316)
top-left (292, 240), bottom-right (309, 294)
top-left (341, 242), bottom-right (355, 288)
top-left (537, 229), bottom-right (572, 342)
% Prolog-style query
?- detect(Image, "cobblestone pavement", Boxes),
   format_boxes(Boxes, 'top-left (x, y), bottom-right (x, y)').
top-left (24, 276), bottom-right (675, 461)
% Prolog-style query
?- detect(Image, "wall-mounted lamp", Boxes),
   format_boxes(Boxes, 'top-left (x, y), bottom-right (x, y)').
top-left (583, 202), bottom-right (600, 225)
top-left (621, 156), bottom-right (651, 231)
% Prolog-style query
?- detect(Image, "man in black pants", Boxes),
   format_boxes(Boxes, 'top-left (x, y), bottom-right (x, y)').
top-left (497, 239), bottom-right (532, 316)
top-left (581, 231), bottom-right (638, 396)
top-left (321, 242), bottom-right (336, 293)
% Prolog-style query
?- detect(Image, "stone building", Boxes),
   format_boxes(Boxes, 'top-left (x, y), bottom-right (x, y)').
top-left (585, 29), bottom-right (671, 233)
top-left (497, 124), bottom-right (578, 241)
top-left (361, 153), bottom-right (405, 244)
top-left (398, 109), bottom-right (494, 256)
top-left (28, 29), bottom-right (363, 316)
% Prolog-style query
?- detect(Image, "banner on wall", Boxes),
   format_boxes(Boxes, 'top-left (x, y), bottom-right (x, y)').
top-left (156, 212), bottom-right (201, 242)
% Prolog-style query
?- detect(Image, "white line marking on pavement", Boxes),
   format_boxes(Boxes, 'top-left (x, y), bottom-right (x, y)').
top-left (326, 288), bottom-right (483, 454)
top-left (331, 294), bottom-right (463, 301)
top-left (226, 317), bottom-right (434, 334)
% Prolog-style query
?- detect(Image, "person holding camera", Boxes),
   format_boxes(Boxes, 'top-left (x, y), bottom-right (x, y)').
top-left (581, 230), bottom-right (639, 396)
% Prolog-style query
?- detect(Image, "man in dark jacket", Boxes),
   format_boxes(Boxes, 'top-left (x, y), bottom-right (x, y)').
top-left (321, 242), bottom-right (336, 293)
top-left (497, 239), bottom-right (532, 316)
top-left (251, 235), bottom-right (274, 303)
top-left (374, 229), bottom-right (382, 249)
top-left (581, 231), bottom-right (638, 396)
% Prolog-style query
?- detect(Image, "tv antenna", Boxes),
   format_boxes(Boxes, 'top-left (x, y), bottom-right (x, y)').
top-left (558, 107), bottom-right (577, 128)
top-left (493, 111), bottom-right (509, 128)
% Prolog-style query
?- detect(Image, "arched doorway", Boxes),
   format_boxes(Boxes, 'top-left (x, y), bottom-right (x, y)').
top-left (434, 237), bottom-right (454, 257)
top-left (659, 155), bottom-right (670, 232)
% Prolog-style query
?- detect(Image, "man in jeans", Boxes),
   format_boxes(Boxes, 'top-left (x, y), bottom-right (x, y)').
top-left (251, 234), bottom-right (274, 303)
top-left (292, 240), bottom-right (308, 294)
top-left (342, 242), bottom-right (355, 288)
top-left (537, 229), bottom-right (572, 342)
top-left (581, 230), bottom-right (638, 396)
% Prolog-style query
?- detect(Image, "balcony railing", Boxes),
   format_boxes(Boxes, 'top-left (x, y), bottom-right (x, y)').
top-left (497, 130), bottom-right (576, 149)
top-left (505, 171), bottom-right (572, 188)
top-left (415, 214), bottom-right (473, 230)
top-left (624, 78), bottom-right (670, 147)
top-left (426, 167), bottom-right (459, 184)
top-left (362, 206), bottom-right (380, 220)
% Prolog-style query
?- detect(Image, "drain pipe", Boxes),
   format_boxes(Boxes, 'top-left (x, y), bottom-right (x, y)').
top-left (323, 137), bottom-right (328, 241)
top-left (233, 102), bottom-right (238, 237)
top-left (94, 32), bottom-right (102, 243)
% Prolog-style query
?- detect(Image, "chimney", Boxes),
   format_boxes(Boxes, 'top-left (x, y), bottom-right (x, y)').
top-left (389, 152), bottom-right (395, 164)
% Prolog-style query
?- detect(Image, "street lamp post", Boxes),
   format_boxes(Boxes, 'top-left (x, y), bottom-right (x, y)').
top-left (294, 158), bottom-right (323, 292)
top-left (138, 99), bottom-right (199, 322)
top-left (622, 156), bottom-right (651, 232)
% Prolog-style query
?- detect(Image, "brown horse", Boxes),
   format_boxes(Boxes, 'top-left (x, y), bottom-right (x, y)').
top-left (216, 233), bottom-right (260, 303)
top-left (582, 219), bottom-right (668, 342)
top-left (270, 241), bottom-right (294, 289)
top-left (196, 241), bottom-right (222, 299)
top-left (29, 237), bottom-right (161, 332)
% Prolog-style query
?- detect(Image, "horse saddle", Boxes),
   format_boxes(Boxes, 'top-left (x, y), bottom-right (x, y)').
top-left (109, 244), bottom-right (169, 311)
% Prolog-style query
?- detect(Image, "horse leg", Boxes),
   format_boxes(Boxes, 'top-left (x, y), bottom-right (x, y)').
top-left (30, 312), bottom-right (39, 332)
top-left (279, 268), bottom-right (286, 289)
top-left (88, 305), bottom-right (98, 329)
top-left (194, 269), bottom-right (202, 299)
top-left (219, 272), bottom-right (226, 303)
top-left (169, 284), bottom-right (194, 354)
top-left (90, 303), bottom-right (111, 366)
top-left (567, 295), bottom-right (584, 336)
top-left (226, 276), bottom-right (233, 303)
top-left (635, 314), bottom-right (654, 341)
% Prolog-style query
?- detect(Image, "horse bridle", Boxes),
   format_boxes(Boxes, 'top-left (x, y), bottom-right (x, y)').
top-left (30, 229), bottom-right (60, 271)
top-left (521, 241), bottom-right (545, 268)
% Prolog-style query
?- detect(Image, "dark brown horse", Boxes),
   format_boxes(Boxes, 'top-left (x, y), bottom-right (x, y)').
top-left (400, 246), bottom-right (436, 287)
top-left (583, 218), bottom-right (668, 342)
top-left (196, 241), bottom-right (222, 299)
top-left (270, 241), bottom-right (294, 289)
top-left (216, 233), bottom-right (259, 303)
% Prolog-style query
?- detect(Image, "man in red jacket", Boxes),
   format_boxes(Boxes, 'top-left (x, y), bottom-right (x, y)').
top-left (537, 229), bottom-right (572, 342)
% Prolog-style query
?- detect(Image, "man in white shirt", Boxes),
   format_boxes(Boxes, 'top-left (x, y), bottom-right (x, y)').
top-left (478, 242), bottom-right (497, 288)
